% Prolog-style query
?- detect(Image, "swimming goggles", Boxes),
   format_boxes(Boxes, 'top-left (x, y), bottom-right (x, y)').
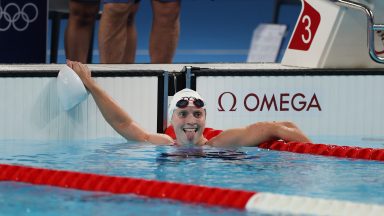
top-left (176, 97), bottom-right (205, 109)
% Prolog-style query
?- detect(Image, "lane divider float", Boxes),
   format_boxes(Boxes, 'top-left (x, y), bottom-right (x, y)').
top-left (1, 164), bottom-right (383, 215)
top-left (259, 140), bottom-right (384, 161)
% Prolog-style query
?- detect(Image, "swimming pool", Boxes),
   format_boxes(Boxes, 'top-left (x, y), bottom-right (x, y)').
top-left (1, 137), bottom-right (383, 215)
top-left (1, 64), bottom-right (384, 215)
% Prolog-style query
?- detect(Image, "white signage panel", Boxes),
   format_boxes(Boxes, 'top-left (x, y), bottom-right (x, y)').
top-left (197, 75), bottom-right (384, 138)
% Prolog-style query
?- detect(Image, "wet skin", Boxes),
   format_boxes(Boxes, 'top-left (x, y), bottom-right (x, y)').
top-left (171, 106), bottom-right (208, 146)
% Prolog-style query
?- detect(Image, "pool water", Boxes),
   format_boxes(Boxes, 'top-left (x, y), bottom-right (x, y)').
top-left (1, 137), bottom-right (384, 215)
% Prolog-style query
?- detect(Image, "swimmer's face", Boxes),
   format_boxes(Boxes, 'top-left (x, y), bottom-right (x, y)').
top-left (171, 106), bottom-right (207, 146)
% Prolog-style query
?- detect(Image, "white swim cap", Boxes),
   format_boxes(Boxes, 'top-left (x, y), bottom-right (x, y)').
top-left (168, 88), bottom-right (206, 121)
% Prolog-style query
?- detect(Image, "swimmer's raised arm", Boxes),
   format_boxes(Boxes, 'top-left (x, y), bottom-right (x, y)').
top-left (207, 121), bottom-right (311, 147)
top-left (67, 60), bottom-right (173, 145)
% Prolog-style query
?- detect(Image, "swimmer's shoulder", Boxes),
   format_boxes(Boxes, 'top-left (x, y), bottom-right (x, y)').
top-left (205, 131), bottom-right (226, 147)
top-left (205, 127), bottom-right (246, 147)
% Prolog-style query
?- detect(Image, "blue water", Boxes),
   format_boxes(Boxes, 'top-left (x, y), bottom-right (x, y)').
top-left (1, 137), bottom-right (384, 215)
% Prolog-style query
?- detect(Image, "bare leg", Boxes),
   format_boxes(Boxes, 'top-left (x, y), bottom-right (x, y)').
top-left (150, 0), bottom-right (180, 63)
top-left (65, 0), bottom-right (99, 63)
top-left (123, 3), bottom-right (140, 63)
top-left (98, 3), bottom-right (139, 63)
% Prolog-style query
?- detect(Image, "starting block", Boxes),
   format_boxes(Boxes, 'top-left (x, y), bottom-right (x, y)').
top-left (282, 0), bottom-right (384, 68)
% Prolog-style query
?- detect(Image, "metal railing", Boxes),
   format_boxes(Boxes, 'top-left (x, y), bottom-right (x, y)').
top-left (330, 0), bottom-right (384, 63)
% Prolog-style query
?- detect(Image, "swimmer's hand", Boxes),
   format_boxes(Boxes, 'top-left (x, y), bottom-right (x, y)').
top-left (66, 60), bottom-right (95, 90)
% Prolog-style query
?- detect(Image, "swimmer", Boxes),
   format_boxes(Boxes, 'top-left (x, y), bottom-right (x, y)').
top-left (67, 60), bottom-right (312, 147)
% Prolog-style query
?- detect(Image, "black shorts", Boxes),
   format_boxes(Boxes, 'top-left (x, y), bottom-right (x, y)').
top-left (72, 0), bottom-right (100, 3)
top-left (103, 0), bottom-right (178, 3)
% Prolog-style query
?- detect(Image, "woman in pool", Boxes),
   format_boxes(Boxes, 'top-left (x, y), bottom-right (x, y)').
top-left (67, 60), bottom-right (311, 147)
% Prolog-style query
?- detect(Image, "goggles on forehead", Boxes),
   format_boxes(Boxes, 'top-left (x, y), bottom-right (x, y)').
top-left (176, 97), bottom-right (205, 109)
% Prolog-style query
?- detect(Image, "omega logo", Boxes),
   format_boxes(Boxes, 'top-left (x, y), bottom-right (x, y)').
top-left (217, 92), bottom-right (322, 112)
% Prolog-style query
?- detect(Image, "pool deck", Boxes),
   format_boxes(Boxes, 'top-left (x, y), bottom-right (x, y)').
top-left (0, 63), bottom-right (306, 72)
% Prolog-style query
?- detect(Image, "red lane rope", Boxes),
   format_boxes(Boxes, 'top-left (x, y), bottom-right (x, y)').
top-left (259, 140), bottom-right (384, 161)
top-left (0, 164), bottom-right (256, 210)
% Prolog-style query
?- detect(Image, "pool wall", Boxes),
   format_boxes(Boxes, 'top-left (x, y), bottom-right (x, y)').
top-left (2, 64), bottom-right (384, 140)
top-left (0, 67), bottom-right (163, 140)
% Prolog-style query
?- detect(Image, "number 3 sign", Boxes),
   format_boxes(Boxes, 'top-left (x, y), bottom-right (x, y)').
top-left (282, 0), bottom-right (384, 68)
top-left (288, 1), bottom-right (321, 51)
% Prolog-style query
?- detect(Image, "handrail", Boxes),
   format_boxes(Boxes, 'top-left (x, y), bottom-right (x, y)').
top-left (330, 0), bottom-right (384, 63)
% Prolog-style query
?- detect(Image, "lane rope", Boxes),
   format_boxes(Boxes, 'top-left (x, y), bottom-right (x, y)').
top-left (259, 140), bottom-right (384, 161)
top-left (0, 164), bottom-right (254, 209)
top-left (1, 164), bottom-right (383, 215)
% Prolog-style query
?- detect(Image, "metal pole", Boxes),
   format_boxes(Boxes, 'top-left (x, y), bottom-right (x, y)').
top-left (331, 0), bottom-right (384, 63)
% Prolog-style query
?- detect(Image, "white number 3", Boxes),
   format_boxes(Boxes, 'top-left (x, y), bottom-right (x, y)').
top-left (301, 15), bottom-right (312, 44)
